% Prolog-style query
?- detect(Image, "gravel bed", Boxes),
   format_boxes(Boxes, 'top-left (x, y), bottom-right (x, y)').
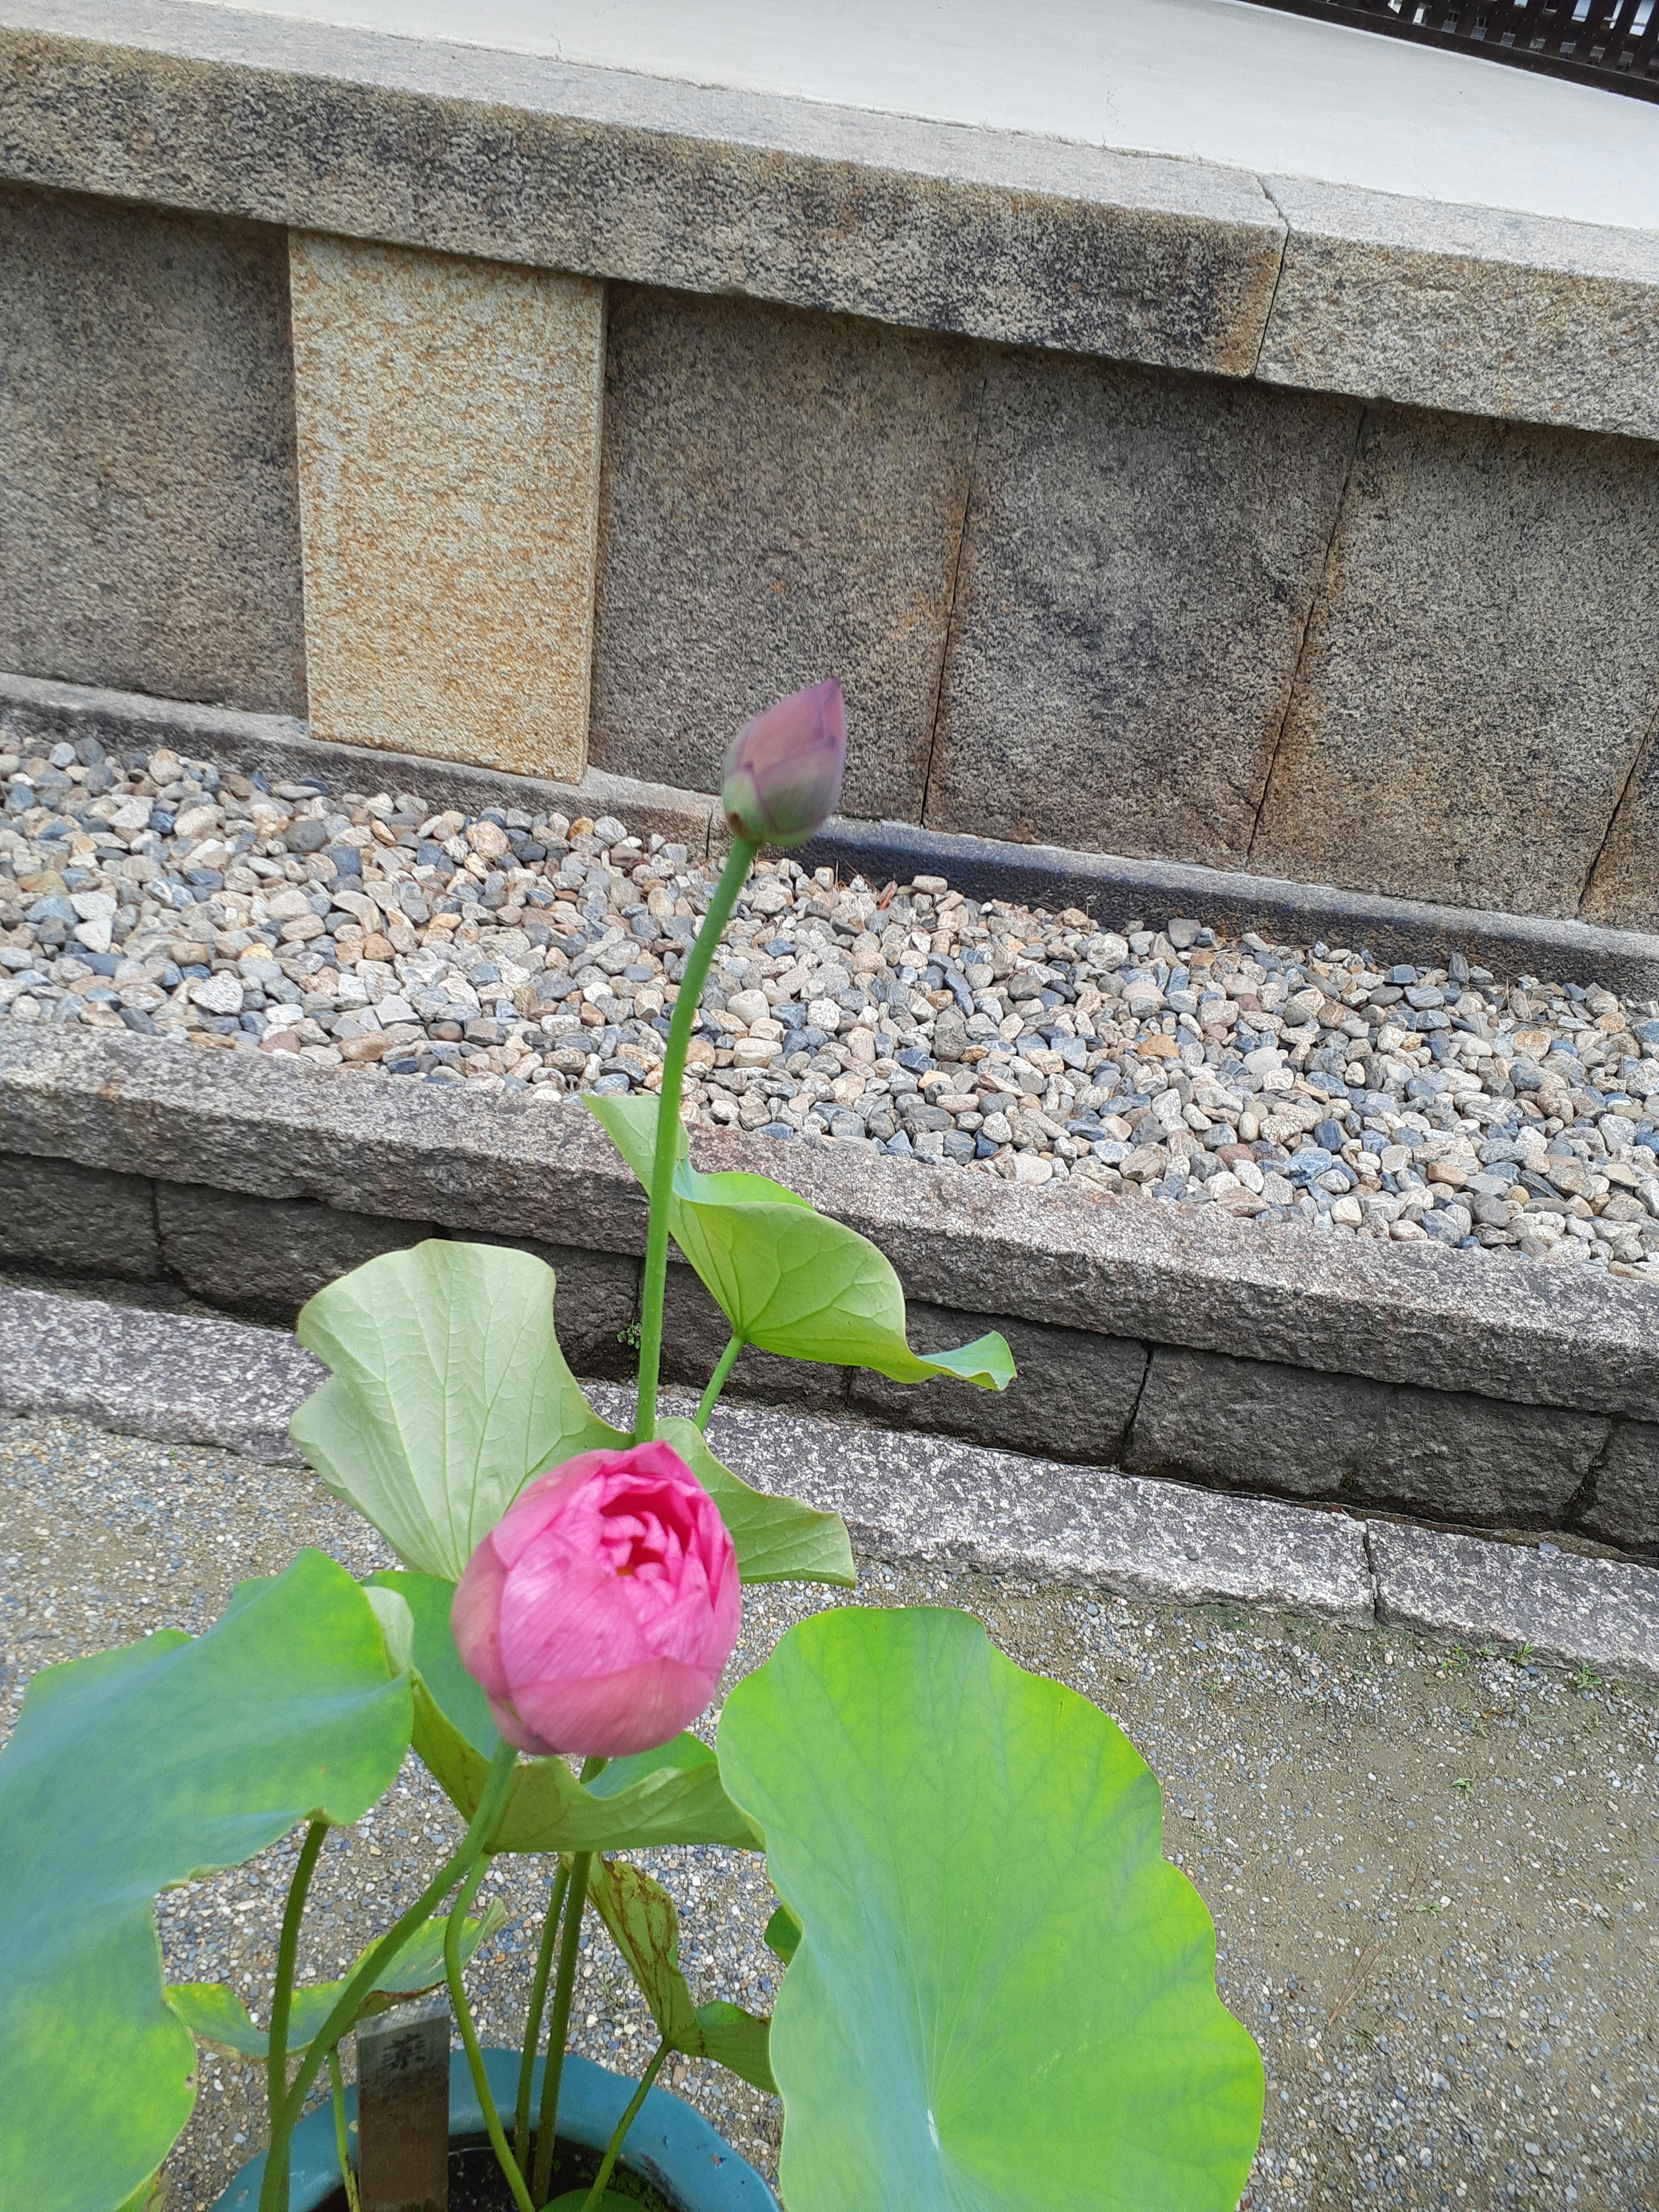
top-left (6, 735), bottom-right (1659, 1281)
top-left (5, 1408), bottom-right (1659, 2210)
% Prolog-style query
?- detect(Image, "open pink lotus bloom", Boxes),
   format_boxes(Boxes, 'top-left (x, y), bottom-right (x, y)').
top-left (721, 678), bottom-right (846, 848)
top-left (451, 1441), bottom-right (740, 1759)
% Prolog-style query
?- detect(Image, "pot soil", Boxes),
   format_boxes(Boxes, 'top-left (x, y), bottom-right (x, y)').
top-left (313, 2130), bottom-right (674, 2210)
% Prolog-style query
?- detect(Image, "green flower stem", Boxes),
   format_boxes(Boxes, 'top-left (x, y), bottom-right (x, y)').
top-left (579, 2039), bottom-right (670, 2211)
top-left (693, 1333), bottom-right (744, 1431)
top-left (513, 1860), bottom-right (569, 2169)
top-left (533, 1850), bottom-right (594, 2204)
top-left (264, 1817), bottom-right (327, 2212)
top-left (447, 1866), bottom-right (535, 2212)
top-left (263, 1738), bottom-right (520, 2212)
top-left (327, 2047), bottom-right (362, 2212)
top-left (635, 835), bottom-right (758, 1441)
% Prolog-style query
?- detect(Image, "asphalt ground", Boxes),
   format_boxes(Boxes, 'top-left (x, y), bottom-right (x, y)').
top-left (3, 1409), bottom-right (1657, 2210)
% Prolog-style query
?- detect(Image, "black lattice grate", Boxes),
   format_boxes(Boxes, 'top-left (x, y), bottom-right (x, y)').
top-left (1241, 0), bottom-right (1659, 99)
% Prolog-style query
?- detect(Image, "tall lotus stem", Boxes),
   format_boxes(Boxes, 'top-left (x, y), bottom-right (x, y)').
top-left (636, 678), bottom-right (845, 1441)
top-left (634, 836), bottom-right (756, 1440)
top-left (260, 1739), bottom-right (520, 2212)
top-left (533, 1852), bottom-right (594, 2203)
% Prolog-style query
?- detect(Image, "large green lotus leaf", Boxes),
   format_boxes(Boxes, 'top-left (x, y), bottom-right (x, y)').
top-left (0, 1552), bottom-right (410, 2212)
top-left (717, 1606), bottom-right (1264, 2212)
top-left (586, 1857), bottom-right (775, 2094)
top-left (586, 1094), bottom-right (1013, 1389)
top-left (375, 1572), bottom-right (762, 1852)
top-left (168, 1900), bottom-right (505, 2059)
top-left (292, 1241), bottom-right (621, 1580)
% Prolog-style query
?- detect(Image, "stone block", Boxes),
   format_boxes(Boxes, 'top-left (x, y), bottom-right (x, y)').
top-left (0, 182), bottom-right (305, 715)
top-left (1579, 722), bottom-right (1659, 932)
top-left (1577, 1421), bottom-right (1659, 1555)
top-left (0, 1151), bottom-right (161, 1281)
top-left (849, 1302), bottom-right (1147, 1461)
top-left (287, 232), bottom-right (604, 779)
top-left (925, 352), bottom-right (1357, 864)
top-left (661, 1261), bottom-right (852, 1414)
top-left (154, 1182), bottom-right (435, 1319)
top-left (588, 288), bottom-right (981, 821)
top-left (1251, 406), bottom-right (1659, 919)
top-left (0, 18), bottom-right (1284, 378)
top-left (702, 1398), bottom-right (1375, 1623)
top-left (1258, 179), bottom-right (1659, 444)
top-left (1370, 1518), bottom-right (1659, 1683)
top-left (1126, 1347), bottom-right (1605, 1525)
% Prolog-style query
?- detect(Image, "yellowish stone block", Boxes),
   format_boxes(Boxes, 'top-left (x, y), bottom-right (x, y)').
top-left (287, 233), bottom-right (603, 778)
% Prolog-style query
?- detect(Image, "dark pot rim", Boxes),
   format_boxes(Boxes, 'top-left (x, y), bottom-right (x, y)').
top-left (209, 2047), bottom-right (778, 2211)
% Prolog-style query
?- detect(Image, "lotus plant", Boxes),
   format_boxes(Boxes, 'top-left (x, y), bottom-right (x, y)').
top-left (0, 680), bottom-right (1264, 2212)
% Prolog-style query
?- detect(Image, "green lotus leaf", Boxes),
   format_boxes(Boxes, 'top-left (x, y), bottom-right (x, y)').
top-left (717, 1605), bottom-right (1264, 2212)
top-left (292, 1241), bottom-right (622, 1580)
top-left (294, 1238), bottom-right (851, 1590)
top-left (373, 1572), bottom-right (762, 1852)
top-left (0, 1553), bottom-right (410, 2212)
top-left (585, 1856), bottom-right (775, 2094)
top-left (586, 1093), bottom-right (1012, 1388)
top-left (168, 1900), bottom-right (505, 2059)
top-left (763, 1903), bottom-right (801, 1963)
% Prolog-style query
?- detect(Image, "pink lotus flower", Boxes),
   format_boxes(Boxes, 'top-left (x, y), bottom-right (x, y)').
top-left (451, 1441), bottom-right (740, 1758)
top-left (721, 679), bottom-right (846, 848)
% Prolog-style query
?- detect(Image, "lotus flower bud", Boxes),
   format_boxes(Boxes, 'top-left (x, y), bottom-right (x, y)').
top-left (451, 1441), bottom-right (740, 1759)
top-left (720, 679), bottom-right (846, 848)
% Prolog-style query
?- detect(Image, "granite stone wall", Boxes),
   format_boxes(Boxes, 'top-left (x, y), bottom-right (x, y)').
top-left (0, 183), bottom-right (307, 716)
top-left (4, 181), bottom-right (1658, 928)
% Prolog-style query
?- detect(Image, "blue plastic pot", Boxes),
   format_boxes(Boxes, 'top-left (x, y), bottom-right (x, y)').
top-left (211, 2047), bottom-right (778, 2211)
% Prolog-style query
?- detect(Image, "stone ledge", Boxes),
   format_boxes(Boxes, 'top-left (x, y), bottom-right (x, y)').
top-left (1369, 1519), bottom-right (1659, 1683)
top-left (1257, 177), bottom-right (1659, 444)
top-left (9, 1279), bottom-right (1659, 1678)
top-left (19, 1142), bottom-right (1659, 1549)
top-left (4, 1025), bottom-right (1659, 1436)
top-left (2, 0), bottom-right (1655, 437)
top-left (0, 0), bottom-right (1283, 379)
top-left (11, 671), bottom-right (1659, 995)
top-left (0, 1277), bottom-right (320, 1459)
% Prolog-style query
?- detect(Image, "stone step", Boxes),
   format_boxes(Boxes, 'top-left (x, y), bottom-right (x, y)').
top-left (5, 1278), bottom-right (1659, 1681)
top-left (5, 1020), bottom-right (1659, 1554)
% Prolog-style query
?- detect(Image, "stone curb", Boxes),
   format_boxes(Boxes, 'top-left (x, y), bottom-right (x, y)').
top-left (1369, 1519), bottom-right (1659, 1684)
top-left (0, 1280), bottom-right (321, 1460)
top-left (798, 818), bottom-right (1659, 1001)
top-left (10, 669), bottom-right (1659, 996)
top-left (6, 1282), bottom-right (1656, 1681)
top-left (6, 1024), bottom-right (1659, 1428)
top-left (2, 0), bottom-right (1656, 438)
top-left (682, 1394), bottom-right (1380, 1628)
top-left (0, 673), bottom-right (719, 854)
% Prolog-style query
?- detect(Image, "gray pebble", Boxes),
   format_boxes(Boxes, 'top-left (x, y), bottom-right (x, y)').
top-left (3, 747), bottom-right (1658, 1285)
